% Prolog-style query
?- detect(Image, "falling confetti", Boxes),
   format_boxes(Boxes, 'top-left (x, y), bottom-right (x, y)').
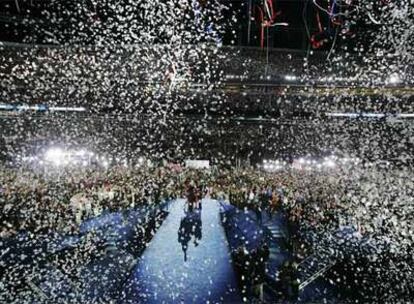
top-left (0, 0), bottom-right (413, 303)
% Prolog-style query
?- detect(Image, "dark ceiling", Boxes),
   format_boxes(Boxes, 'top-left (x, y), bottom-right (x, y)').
top-left (0, 0), bottom-right (412, 164)
top-left (0, 0), bottom-right (391, 51)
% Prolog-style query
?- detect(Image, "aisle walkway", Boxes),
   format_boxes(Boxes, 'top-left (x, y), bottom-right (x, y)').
top-left (119, 199), bottom-right (240, 304)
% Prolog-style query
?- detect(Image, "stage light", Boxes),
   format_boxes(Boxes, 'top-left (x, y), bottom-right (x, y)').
top-left (285, 75), bottom-right (297, 81)
top-left (102, 159), bottom-right (109, 168)
top-left (45, 148), bottom-right (65, 165)
top-left (324, 159), bottom-right (336, 168)
top-left (388, 74), bottom-right (401, 84)
top-left (0, 104), bottom-right (86, 112)
top-left (326, 112), bottom-right (359, 118)
top-left (399, 114), bottom-right (414, 118)
top-left (327, 112), bottom-right (389, 118)
top-left (75, 149), bottom-right (87, 156)
top-left (49, 106), bottom-right (86, 112)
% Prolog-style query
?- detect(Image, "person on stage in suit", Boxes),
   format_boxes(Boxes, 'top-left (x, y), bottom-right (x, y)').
top-left (178, 210), bottom-right (202, 261)
top-left (186, 181), bottom-right (197, 212)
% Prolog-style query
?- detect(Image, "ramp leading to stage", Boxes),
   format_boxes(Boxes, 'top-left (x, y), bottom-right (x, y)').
top-left (119, 199), bottom-right (241, 303)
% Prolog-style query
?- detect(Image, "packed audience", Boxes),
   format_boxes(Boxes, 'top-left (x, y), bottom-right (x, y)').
top-left (2, 164), bottom-right (412, 254)
top-left (1, 163), bottom-right (413, 301)
top-left (0, 166), bottom-right (180, 239)
top-left (216, 167), bottom-right (414, 300)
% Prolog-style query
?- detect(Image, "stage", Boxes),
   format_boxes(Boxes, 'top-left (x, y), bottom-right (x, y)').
top-left (119, 199), bottom-right (241, 303)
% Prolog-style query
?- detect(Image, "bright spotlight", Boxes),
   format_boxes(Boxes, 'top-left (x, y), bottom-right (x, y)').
top-left (45, 148), bottom-right (65, 165)
top-left (324, 159), bottom-right (336, 168)
top-left (102, 160), bottom-right (109, 168)
top-left (75, 149), bottom-right (87, 156)
top-left (388, 74), bottom-right (401, 84)
top-left (285, 75), bottom-right (297, 81)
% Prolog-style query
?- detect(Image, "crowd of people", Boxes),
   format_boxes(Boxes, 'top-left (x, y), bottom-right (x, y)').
top-left (214, 169), bottom-right (346, 236)
top-left (1, 163), bottom-right (413, 301)
top-left (214, 167), bottom-right (414, 300)
top-left (2, 164), bottom-right (410, 258)
top-left (0, 166), bottom-right (181, 239)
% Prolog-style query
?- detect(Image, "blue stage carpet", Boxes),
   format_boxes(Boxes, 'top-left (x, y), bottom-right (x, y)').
top-left (119, 199), bottom-right (241, 304)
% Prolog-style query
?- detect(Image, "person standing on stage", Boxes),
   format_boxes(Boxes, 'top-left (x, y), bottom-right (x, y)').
top-left (186, 181), bottom-right (197, 212)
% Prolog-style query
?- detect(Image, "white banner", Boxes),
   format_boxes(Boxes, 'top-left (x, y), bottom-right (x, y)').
top-left (185, 160), bottom-right (210, 169)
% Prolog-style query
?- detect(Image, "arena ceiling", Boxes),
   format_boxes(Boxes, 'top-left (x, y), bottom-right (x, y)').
top-left (0, 1), bottom-right (413, 164)
top-left (0, 0), bottom-right (412, 52)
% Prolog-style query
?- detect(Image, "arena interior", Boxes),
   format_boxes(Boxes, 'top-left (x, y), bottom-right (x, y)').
top-left (0, 1), bottom-right (413, 303)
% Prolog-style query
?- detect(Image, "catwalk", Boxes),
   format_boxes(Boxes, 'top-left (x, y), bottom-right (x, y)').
top-left (119, 199), bottom-right (240, 303)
